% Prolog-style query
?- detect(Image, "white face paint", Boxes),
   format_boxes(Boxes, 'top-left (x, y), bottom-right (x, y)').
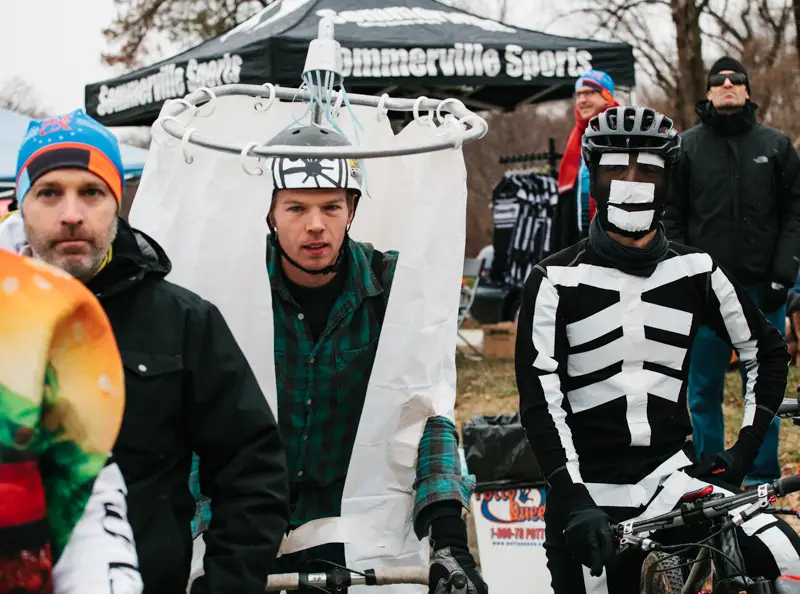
top-left (637, 153), bottom-right (665, 168)
top-left (599, 152), bottom-right (630, 166)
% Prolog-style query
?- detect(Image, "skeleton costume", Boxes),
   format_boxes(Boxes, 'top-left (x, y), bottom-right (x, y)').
top-left (515, 107), bottom-right (800, 593)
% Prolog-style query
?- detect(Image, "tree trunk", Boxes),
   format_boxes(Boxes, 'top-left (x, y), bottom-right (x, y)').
top-left (498, 0), bottom-right (508, 22)
top-left (794, 0), bottom-right (800, 69)
top-left (671, 0), bottom-right (706, 130)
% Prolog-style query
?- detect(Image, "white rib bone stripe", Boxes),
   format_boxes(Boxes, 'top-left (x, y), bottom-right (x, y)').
top-left (532, 276), bottom-right (582, 483)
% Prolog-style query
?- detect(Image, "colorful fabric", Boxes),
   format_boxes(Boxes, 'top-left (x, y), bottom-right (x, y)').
top-left (413, 416), bottom-right (475, 524)
top-left (189, 454), bottom-right (211, 538)
top-left (558, 101), bottom-right (619, 195)
top-left (559, 70), bottom-right (617, 195)
top-left (0, 249), bottom-right (124, 592)
top-left (267, 238), bottom-right (473, 527)
top-left (574, 69), bottom-right (615, 100)
top-left (15, 109), bottom-right (125, 207)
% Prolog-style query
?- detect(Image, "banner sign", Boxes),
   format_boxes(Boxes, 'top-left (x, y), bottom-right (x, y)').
top-left (471, 487), bottom-right (553, 592)
top-left (93, 45), bottom-right (594, 118)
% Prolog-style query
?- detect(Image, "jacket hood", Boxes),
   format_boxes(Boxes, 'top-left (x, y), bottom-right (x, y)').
top-left (0, 211), bottom-right (28, 255)
top-left (695, 99), bottom-right (757, 136)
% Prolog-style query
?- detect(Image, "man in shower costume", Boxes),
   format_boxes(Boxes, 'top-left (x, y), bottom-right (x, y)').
top-left (193, 124), bottom-right (486, 594)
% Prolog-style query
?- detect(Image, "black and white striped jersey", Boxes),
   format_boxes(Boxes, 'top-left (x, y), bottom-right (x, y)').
top-left (515, 240), bottom-right (788, 492)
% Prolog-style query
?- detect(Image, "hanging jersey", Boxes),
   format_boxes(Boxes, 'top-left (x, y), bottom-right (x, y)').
top-left (515, 240), bottom-right (787, 493)
top-left (505, 173), bottom-right (558, 288)
top-left (0, 250), bottom-right (125, 592)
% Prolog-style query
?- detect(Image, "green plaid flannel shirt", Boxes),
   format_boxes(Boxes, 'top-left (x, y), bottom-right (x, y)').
top-left (268, 238), bottom-right (474, 529)
top-left (189, 238), bottom-right (474, 537)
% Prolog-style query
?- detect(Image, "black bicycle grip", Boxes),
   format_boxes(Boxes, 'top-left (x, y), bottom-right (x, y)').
top-left (774, 474), bottom-right (800, 497)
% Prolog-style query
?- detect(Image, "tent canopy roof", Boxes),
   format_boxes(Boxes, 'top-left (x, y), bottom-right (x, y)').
top-left (85, 0), bottom-right (635, 126)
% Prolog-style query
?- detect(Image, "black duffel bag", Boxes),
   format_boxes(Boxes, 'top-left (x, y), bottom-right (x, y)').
top-left (461, 413), bottom-right (544, 485)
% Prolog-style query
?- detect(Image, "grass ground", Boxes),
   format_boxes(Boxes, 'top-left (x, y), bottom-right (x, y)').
top-left (454, 356), bottom-right (800, 530)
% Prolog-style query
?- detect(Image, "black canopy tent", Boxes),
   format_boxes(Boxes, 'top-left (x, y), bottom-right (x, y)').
top-left (85, 0), bottom-right (635, 127)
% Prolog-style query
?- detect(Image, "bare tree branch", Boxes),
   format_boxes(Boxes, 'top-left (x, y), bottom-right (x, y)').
top-left (795, 0), bottom-right (800, 70)
top-left (741, 1), bottom-right (755, 41)
top-left (0, 77), bottom-right (49, 117)
top-left (102, 0), bottom-right (278, 68)
top-left (703, 30), bottom-right (743, 55)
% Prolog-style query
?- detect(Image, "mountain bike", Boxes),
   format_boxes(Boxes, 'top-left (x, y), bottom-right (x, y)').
top-left (266, 565), bottom-right (467, 593)
top-left (612, 473), bottom-right (800, 593)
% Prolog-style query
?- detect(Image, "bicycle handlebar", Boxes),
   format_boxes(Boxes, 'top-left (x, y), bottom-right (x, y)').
top-left (777, 397), bottom-right (800, 417)
top-left (613, 474), bottom-right (800, 538)
top-left (775, 473), bottom-right (800, 498)
top-left (266, 567), bottom-right (430, 591)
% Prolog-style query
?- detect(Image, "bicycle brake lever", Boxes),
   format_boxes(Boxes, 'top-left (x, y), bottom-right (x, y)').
top-left (433, 570), bottom-right (468, 594)
top-left (766, 506), bottom-right (800, 518)
top-left (449, 571), bottom-right (468, 594)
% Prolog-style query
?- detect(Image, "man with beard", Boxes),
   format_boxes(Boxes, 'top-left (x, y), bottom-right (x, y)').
top-left (663, 56), bottom-right (800, 487)
top-left (516, 106), bottom-right (800, 592)
top-left (2, 109), bottom-right (290, 594)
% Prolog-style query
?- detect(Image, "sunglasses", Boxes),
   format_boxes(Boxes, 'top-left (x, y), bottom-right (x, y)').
top-left (708, 72), bottom-right (747, 87)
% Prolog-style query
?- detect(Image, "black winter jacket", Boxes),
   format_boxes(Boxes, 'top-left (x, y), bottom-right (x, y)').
top-left (664, 101), bottom-right (800, 286)
top-left (87, 219), bottom-right (290, 594)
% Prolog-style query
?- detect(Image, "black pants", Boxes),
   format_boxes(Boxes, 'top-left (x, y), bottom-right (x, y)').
top-left (275, 542), bottom-right (348, 594)
top-left (544, 508), bottom-right (800, 593)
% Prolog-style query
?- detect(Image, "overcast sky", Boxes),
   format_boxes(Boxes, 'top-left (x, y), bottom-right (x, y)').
top-left (0, 0), bottom-right (119, 113)
top-left (0, 0), bottom-right (595, 116)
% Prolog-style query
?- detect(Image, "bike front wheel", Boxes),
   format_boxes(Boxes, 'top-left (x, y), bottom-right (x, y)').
top-left (640, 551), bottom-right (686, 594)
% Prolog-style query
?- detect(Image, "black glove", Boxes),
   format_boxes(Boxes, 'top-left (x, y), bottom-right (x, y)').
top-left (685, 432), bottom-right (761, 488)
top-left (761, 281), bottom-right (788, 313)
top-left (563, 506), bottom-right (616, 578)
top-left (426, 503), bottom-right (487, 594)
top-left (548, 483), bottom-right (615, 578)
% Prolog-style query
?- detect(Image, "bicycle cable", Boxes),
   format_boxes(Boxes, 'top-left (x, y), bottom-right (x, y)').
top-left (651, 542), bottom-right (747, 581)
top-left (302, 558), bottom-right (369, 593)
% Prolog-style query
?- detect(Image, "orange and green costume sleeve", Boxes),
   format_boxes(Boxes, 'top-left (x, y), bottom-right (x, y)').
top-left (0, 249), bottom-right (124, 592)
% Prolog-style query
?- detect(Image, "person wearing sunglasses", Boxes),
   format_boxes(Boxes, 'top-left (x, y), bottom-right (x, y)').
top-left (664, 55), bottom-right (800, 488)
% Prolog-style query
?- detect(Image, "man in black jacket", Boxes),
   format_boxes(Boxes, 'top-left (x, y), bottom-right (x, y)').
top-left (3, 109), bottom-right (290, 594)
top-left (663, 56), bottom-right (800, 486)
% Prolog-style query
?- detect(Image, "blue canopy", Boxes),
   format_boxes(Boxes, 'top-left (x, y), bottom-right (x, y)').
top-left (0, 107), bottom-right (148, 183)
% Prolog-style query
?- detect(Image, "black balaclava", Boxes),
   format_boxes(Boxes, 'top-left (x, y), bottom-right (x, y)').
top-left (590, 151), bottom-right (669, 240)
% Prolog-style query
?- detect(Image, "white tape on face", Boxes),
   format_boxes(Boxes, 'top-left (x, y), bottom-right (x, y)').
top-left (608, 180), bottom-right (655, 205)
top-left (599, 153), bottom-right (630, 166)
top-left (637, 153), bottom-right (665, 168)
top-left (608, 205), bottom-right (654, 232)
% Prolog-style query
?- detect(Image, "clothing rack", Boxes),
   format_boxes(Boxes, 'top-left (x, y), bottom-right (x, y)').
top-left (498, 137), bottom-right (562, 174)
